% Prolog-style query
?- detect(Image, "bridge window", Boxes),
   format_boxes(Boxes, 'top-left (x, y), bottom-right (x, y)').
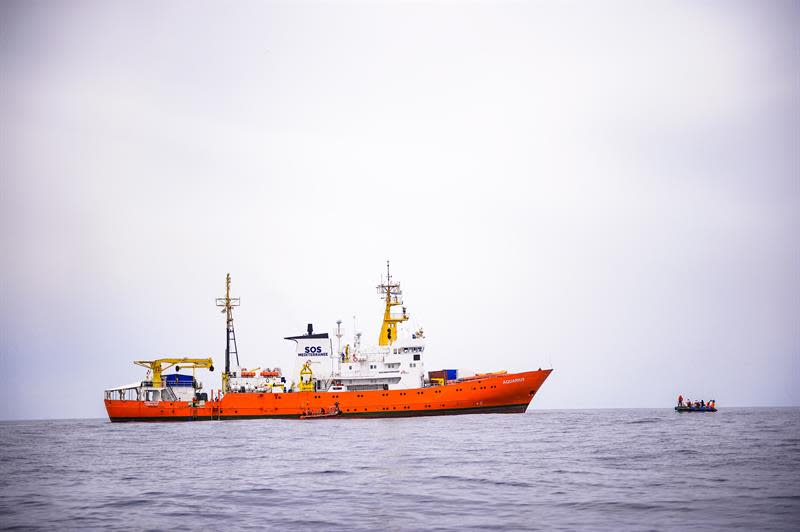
top-left (413, 354), bottom-right (420, 361)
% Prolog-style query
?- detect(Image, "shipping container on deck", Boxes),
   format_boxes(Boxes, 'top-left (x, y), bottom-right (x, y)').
top-left (428, 370), bottom-right (446, 382)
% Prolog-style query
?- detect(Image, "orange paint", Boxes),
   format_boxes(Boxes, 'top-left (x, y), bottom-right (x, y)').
top-left (105, 369), bottom-right (552, 421)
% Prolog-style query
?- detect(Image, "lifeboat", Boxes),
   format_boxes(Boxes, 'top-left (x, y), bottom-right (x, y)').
top-left (260, 370), bottom-right (280, 377)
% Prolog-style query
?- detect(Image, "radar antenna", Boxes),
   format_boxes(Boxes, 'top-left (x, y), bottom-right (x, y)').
top-left (335, 320), bottom-right (344, 356)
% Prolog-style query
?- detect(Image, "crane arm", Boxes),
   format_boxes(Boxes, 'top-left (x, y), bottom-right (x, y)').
top-left (134, 357), bottom-right (214, 388)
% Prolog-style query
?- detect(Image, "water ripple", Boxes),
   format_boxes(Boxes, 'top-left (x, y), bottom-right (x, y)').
top-left (0, 408), bottom-right (798, 530)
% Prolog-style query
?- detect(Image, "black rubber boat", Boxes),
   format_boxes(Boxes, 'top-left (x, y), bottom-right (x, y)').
top-left (675, 406), bottom-right (717, 412)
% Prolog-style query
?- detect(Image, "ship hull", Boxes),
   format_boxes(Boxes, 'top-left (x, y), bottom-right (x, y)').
top-left (105, 369), bottom-right (552, 422)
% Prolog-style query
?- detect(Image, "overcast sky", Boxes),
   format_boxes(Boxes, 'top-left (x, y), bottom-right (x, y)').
top-left (1, 0), bottom-right (798, 419)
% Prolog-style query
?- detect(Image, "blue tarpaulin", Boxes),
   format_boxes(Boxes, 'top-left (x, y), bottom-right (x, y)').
top-left (163, 374), bottom-right (194, 386)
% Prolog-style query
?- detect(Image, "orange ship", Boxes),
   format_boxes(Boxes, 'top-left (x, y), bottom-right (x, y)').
top-left (104, 265), bottom-right (552, 421)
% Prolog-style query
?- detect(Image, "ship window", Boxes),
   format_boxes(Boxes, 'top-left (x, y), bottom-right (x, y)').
top-left (413, 354), bottom-right (420, 361)
top-left (410, 363), bottom-right (416, 368)
top-left (369, 364), bottom-right (376, 369)
top-left (349, 366), bottom-right (352, 370)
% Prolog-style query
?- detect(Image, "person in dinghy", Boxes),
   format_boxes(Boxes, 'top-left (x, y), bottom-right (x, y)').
top-left (675, 395), bottom-right (717, 412)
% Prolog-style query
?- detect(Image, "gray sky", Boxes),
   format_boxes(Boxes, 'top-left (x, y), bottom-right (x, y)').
top-left (1, 0), bottom-right (798, 420)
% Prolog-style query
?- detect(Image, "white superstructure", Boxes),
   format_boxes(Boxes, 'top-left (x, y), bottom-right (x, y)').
top-left (286, 324), bottom-right (426, 392)
top-left (283, 263), bottom-right (431, 392)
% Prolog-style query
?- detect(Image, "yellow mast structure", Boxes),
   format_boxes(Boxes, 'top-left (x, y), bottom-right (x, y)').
top-left (216, 273), bottom-right (240, 393)
top-left (134, 358), bottom-right (214, 388)
top-left (377, 261), bottom-right (408, 346)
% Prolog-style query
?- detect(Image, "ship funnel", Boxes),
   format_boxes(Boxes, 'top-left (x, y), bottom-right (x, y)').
top-left (307, 323), bottom-right (313, 336)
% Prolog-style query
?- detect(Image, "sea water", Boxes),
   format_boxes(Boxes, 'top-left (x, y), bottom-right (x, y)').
top-left (1, 408), bottom-right (798, 530)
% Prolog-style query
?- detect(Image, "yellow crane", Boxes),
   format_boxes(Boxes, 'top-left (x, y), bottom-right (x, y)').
top-left (134, 358), bottom-right (214, 388)
top-left (298, 361), bottom-right (314, 392)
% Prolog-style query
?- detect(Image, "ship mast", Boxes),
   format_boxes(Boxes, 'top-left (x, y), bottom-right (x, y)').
top-left (376, 261), bottom-right (408, 346)
top-left (215, 273), bottom-right (240, 392)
